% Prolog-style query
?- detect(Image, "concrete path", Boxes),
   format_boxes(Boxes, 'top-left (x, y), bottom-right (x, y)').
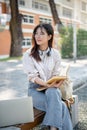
top-left (73, 84), bottom-right (87, 130)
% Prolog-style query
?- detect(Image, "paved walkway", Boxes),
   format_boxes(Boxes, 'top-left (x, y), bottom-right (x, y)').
top-left (0, 60), bottom-right (28, 99)
top-left (73, 84), bottom-right (87, 130)
top-left (62, 59), bottom-right (87, 89)
top-left (0, 58), bottom-right (87, 130)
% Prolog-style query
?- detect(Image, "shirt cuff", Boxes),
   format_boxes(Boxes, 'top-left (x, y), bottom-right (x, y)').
top-left (29, 76), bottom-right (38, 83)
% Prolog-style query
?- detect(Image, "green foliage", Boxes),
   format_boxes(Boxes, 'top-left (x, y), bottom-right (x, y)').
top-left (60, 27), bottom-right (73, 58)
top-left (77, 29), bottom-right (87, 57)
top-left (60, 27), bottom-right (87, 58)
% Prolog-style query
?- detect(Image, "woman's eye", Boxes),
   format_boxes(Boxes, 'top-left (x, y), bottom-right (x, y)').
top-left (35, 32), bottom-right (45, 35)
top-left (35, 32), bottom-right (38, 35)
top-left (40, 32), bottom-right (44, 35)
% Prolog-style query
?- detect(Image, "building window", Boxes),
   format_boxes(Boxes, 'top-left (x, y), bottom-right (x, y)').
top-left (18, 0), bottom-right (25, 6)
top-left (81, 13), bottom-right (87, 24)
top-left (22, 38), bottom-right (31, 48)
top-left (22, 15), bottom-right (34, 24)
top-left (63, 7), bottom-right (72, 18)
top-left (39, 18), bottom-right (52, 24)
top-left (32, 0), bottom-right (48, 12)
top-left (82, 2), bottom-right (86, 11)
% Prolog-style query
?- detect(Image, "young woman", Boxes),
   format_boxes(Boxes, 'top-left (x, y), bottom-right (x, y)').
top-left (23, 23), bottom-right (73, 130)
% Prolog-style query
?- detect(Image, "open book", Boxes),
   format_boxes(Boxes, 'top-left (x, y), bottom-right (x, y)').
top-left (36, 76), bottom-right (67, 91)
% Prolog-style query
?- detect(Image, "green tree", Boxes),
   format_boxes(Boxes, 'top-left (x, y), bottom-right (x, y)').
top-left (9, 0), bottom-right (23, 57)
top-left (77, 29), bottom-right (87, 57)
top-left (60, 27), bottom-right (73, 58)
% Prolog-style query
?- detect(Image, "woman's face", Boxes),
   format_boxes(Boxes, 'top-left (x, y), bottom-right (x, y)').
top-left (34, 27), bottom-right (51, 47)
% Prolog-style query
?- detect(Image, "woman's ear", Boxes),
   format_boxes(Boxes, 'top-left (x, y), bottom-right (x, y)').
top-left (48, 35), bottom-right (52, 40)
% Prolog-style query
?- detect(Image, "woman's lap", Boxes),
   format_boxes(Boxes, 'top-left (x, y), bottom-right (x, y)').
top-left (28, 82), bottom-right (62, 111)
top-left (28, 82), bottom-right (47, 111)
top-left (28, 82), bottom-right (73, 130)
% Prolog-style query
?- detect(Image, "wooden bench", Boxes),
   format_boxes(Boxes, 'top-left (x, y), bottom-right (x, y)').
top-left (17, 108), bottom-right (45, 130)
top-left (17, 95), bottom-right (78, 130)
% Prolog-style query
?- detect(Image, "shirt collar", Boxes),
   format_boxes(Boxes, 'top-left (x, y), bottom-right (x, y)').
top-left (38, 47), bottom-right (50, 56)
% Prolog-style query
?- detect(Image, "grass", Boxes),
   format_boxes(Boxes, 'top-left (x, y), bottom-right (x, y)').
top-left (0, 56), bottom-right (22, 61)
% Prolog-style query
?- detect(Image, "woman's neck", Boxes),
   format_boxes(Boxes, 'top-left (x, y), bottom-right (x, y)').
top-left (39, 45), bottom-right (48, 51)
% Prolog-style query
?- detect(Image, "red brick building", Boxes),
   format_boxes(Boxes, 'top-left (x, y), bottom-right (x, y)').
top-left (0, 0), bottom-right (86, 58)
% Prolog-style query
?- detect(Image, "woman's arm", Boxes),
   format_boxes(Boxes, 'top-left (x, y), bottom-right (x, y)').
top-left (34, 77), bottom-right (48, 87)
top-left (35, 76), bottom-right (64, 89)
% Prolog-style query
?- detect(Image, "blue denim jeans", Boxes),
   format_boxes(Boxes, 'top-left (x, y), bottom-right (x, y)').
top-left (28, 82), bottom-right (73, 130)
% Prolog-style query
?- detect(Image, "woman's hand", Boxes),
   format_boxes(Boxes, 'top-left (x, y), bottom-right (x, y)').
top-left (54, 80), bottom-right (64, 88)
top-left (47, 80), bottom-right (64, 88)
top-left (46, 81), bottom-right (56, 88)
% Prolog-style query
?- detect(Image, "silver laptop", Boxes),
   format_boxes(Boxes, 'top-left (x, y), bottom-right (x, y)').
top-left (0, 96), bottom-right (34, 127)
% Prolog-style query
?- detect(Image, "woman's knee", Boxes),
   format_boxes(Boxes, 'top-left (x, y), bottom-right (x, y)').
top-left (45, 88), bottom-right (62, 98)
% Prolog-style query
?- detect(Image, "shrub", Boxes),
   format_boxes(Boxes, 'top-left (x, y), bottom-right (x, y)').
top-left (60, 27), bottom-right (73, 58)
top-left (60, 27), bottom-right (87, 58)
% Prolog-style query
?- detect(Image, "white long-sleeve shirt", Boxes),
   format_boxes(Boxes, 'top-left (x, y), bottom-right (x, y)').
top-left (23, 47), bottom-right (61, 83)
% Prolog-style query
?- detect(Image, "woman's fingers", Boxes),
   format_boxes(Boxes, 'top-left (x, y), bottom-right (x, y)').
top-left (47, 80), bottom-right (64, 88)
top-left (54, 80), bottom-right (64, 88)
top-left (47, 81), bottom-right (56, 88)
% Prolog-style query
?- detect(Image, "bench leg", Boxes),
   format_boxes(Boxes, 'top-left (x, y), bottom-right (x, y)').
top-left (71, 95), bottom-right (78, 128)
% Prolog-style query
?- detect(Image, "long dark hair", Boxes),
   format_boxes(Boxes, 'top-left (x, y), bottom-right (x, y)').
top-left (30, 23), bottom-right (54, 61)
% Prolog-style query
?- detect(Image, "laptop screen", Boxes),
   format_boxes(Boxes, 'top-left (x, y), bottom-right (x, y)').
top-left (0, 96), bottom-right (34, 127)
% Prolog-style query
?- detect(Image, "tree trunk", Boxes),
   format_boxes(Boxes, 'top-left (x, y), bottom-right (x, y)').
top-left (49, 0), bottom-right (63, 33)
top-left (9, 0), bottom-right (23, 57)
